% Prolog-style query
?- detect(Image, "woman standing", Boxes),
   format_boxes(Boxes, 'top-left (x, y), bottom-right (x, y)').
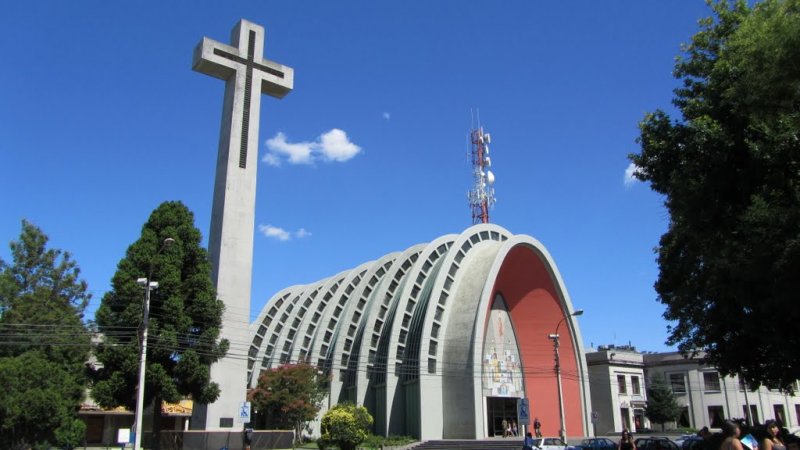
top-left (619, 430), bottom-right (636, 450)
top-left (720, 421), bottom-right (744, 450)
top-left (761, 420), bottom-right (786, 450)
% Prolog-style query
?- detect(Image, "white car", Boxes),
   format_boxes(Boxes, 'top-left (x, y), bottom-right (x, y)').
top-left (673, 435), bottom-right (697, 446)
top-left (531, 437), bottom-right (574, 450)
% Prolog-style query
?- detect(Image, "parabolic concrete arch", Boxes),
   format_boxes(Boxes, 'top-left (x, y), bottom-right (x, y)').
top-left (247, 224), bottom-right (592, 440)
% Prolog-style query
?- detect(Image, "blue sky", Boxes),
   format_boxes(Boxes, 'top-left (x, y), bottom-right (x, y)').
top-left (0, 2), bottom-right (712, 353)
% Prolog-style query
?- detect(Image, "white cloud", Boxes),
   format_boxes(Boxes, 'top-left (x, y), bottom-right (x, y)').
top-left (383, 112), bottom-right (391, 120)
top-left (258, 224), bottom-right (290, 241)
top-left (262, 153), bottom-right (281, 167)
top-left (258, 224), bottom-right (312, 241)
top-left (264, 132), bottom-right (313, 165)
top-left (318, 129), bottom-right (361, 162)
top-left (263, 129), bottom-right (362, 166)
top-left (624, 162), bottom-right (641, 187)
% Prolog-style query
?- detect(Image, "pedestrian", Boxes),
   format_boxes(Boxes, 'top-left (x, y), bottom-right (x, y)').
top-left (619, 430), bottom-right (636, 450)
top-left (720, 420), bottom-right (744, 450)
top-left (761, 420), bottom-right (786, 450)
top-left (502, 418), bottom-right (508, 438)
top-left (512, 420), bottom-right (518, 437)
top-left (523, 432), bottom-right (536, 450)
top-left (534, 417), bottom-right (542, 438)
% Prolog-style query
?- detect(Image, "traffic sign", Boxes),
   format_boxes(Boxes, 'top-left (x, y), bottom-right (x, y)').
top-left (518, 398), bottom-right (530, 425)
top-left (238, 401), bottom-right (252, 423)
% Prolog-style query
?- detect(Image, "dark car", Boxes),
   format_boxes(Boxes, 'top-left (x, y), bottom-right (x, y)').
top-left (680, 436), bottom-right (706, 450)
top-left (634, 437), bottom-right (680, 450)
top-left (577, 438), bottom-right (617, 450)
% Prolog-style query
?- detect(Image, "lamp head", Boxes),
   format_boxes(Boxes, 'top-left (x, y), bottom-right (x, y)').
top-left (572, 309), bottom-right (584, 317)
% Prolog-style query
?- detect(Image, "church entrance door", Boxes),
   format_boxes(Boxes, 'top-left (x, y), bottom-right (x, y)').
top-left (487, 397), bottom-right (518, 437)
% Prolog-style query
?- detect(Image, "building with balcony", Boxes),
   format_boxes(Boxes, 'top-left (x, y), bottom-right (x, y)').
top-left (586, 347), bottom-right (800, 435)
top-left (644, 352), bottom-right (800, 430)
top-left (586, 345), bottom-right (649, 434)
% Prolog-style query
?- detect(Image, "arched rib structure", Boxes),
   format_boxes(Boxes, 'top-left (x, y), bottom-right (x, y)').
top-left (247, 224), bottom-right (592, 440)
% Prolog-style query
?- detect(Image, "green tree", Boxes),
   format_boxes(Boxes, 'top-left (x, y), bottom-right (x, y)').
top-left (0, 352), bottom-right (87, 450)
top-left (630, 0), bottom-right (800, 390)
top-left (0, 220), bottom-right (92, 370)
top-left (248, 363), bottom-right (327, 439)
top-left (319, 403), bottom-right (373, 450)
top-left (92, 201), bottom-right (228, 447)
top-left (0, 220), bottom-right (92, 449)
top-left (644, 374), bottom-right (682, 431)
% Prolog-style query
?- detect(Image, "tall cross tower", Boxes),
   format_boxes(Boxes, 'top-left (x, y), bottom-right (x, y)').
top-left (191, 19), bottom-right (293, 430)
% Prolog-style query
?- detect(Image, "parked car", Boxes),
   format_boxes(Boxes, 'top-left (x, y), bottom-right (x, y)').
top-left (634, 437), bottom-right (681, 450)
top-left (673, 435), bottom-right (696, 446)
top-left (577, 438), bottom-right (617, 450)
top-left (531, 437), bottom-right (577, 450)
top-left (679, 436), bottom-right (705, 450)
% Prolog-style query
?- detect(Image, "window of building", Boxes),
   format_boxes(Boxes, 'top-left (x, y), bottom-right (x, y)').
top-left (774, 405), bottom-right (786, 425)
top-left (743, 405), bottom-right (759, 425)
top-left (632, 376), bottom-right (641, 395)
top-left (669, 373), bottom-right (687, 394)
top-left (704, 372), bottom-right (721, 391)
top-left (708, 406), bottom-right (725, 428)
top-left (795, 404), bottom-right (800, 426)
top-left (739, 378), bottom-right (748, 391)
top-left (678, 407), bottom-right (691, 428)
top-left (618, 375), bottom-right (627, 394)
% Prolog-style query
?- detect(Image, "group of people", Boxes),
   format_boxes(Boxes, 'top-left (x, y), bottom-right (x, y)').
top-left (520, 419), bottom-right (799, 450)
top-left (718, 420), bottom-right (799, 450)
top-left (504, 417), bottom-right (542, 441)
top-left (501, 418), bottom-right (519, 437)
top-left (520, 418), bottom-right (544, 450)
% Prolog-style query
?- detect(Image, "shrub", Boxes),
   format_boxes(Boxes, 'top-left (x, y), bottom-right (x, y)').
top-left (319, 403), bottom-right (373, 450)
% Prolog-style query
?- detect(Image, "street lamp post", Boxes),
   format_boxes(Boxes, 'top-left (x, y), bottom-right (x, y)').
top-left (133, 237), bottom-right (174, 450)
top-left (548, 309), bottom-right (584, 444)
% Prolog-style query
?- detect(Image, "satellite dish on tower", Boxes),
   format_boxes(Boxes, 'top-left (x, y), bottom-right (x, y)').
top-left (486, 170), bottom-right (496, 185)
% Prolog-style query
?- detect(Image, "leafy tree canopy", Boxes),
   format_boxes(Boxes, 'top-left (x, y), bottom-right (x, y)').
top-left (644, 373), bottom-right (682, 429)
top-left (93, 201), bottom-right (228, 416)
top-left (248, 363), bottom-right (327, 436)
top-left (319, 403), bottom-right (373, 450)
top-left (0, 220), bottom-right (92, 371)
top-left (0, 221), bottom-right (91, 449)
top-left (0, 352), bottom-right (87, 450)
top-left (630, 0), bottom-right (800, 389)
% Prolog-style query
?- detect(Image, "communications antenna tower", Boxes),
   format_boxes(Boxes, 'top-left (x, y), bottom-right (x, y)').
top-left (467, 126), bottom-right (496, 224)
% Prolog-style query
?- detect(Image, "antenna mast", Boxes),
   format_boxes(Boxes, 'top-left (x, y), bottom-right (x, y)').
top-left (467, 125), bottom-right (496, 224)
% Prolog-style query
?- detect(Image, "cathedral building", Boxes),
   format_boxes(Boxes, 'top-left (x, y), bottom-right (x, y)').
top-left (246, 223), bottom-right (592, 439)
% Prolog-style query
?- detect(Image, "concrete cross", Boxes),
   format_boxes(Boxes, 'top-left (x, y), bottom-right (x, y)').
top-left (193, 19), bottom-right (293, 168)
top-left (190, 19), bottom-right (293, 432)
